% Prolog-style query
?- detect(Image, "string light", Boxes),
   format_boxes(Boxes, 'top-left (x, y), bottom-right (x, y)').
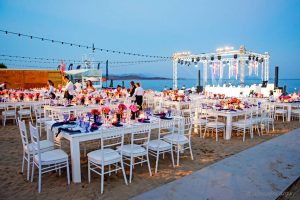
top-left (0, 29), bottom-right (171, 59)
top-left (0, 54), bottom-right (170, 65)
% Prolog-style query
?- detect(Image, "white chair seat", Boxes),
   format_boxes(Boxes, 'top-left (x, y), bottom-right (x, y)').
top-left (163, 134), bottom-right (189, 145)
top-left (261, 117), bottom-right (274, 122)
top-left (206, 121), bottom-right (225, 128)
top-left (232, 121), bottom-right (252, 128)
top-left (194, 119), bottom-right (207, 125)
top-left (275, 109), bottom-right (287, 114)
top-left (36, 117), bottom-right (52, 123)
top-left (18, 110), bottom-right (31, 114)
top-left (88, 149), bottom-right (121, 165)
top-left (2, 110), bottom-right (16, 116)
top-left (118, 144), bottom-right (147, 157)
top-left (25, 140), bottom-right (54, 153)
top-left (148, 140), bottom-right (172, 151)
top-left (34, 149), bottom-right (68, 165)
top-left (292, 109), bottom-right (300, 114)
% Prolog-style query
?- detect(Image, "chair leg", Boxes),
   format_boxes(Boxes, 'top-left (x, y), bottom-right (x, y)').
top-left (27, 154), bottom-right (30, 181)
top-left (31, 162), bottom-right (35, 182)
top-left (88, 161), bottom-right (91, 183)
top-left (170, 148), bottom-right (175, 167)
top-left (101, 166), bottom-right (104, 194)
top-left (121, 160), bottom-right (128, 185)
top-left (146, 154), bottom-right (152, 177)
top-left (21, 152), bottom-right (25, 174)
top-left (189, 142), bottom-right (194, 160)
top-left (177, 145), bottom-right (180, 166)
top-left (129, 157), bottom-right (133, 183)
top-left (38, 168), bottom-right (42, 193)
top-left (155, 151), bottom-right (160, 174)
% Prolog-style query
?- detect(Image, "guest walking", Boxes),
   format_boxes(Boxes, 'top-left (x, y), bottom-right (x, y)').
top-left (63, 76), bottom-right (75, 101)
top-left (134, 82), bottom-right (144, 109)
top-left (129, 81), bottom-right (136, 97)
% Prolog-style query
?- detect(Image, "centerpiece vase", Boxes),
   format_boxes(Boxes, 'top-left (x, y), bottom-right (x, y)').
top-left (116, 113), bottom-right (121, 122)
top-left (131, 111), bottom-right (136, 120)
top-left (94, 115), bottom-right (99, 123)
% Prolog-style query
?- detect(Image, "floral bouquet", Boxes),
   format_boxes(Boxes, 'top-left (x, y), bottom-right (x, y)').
top-left (129, 104), bottom-right (138, 112)
top-left (28, 93), bottom-right (34, 100)
top-left (18, 92), bottom-right (25, 101)
top-left (95, 96), bottom-right (102, 104)
top-left (80, 95), bottom-right (85, 104)
top-left (35, 92), bottom-right (40, 100)
top-left (101, 106), bottom-right (110, 115)
top-left (118, 103), bottom-right (127, 112)
top-left (129, 104), bottom-right (139, 120)
top-left (91, 109), bottom-right (100, 116)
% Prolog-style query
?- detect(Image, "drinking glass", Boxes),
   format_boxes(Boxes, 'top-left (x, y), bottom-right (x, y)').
top-left (63, 114), bottom-right (69, 122)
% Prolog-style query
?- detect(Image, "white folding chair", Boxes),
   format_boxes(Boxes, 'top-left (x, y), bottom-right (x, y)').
top-left (18, 119), bottom-right (54, 181)
top-left (232, 109), bottom-right (253, 142)
top-left (163, 117), bottom-right (194, 166)
top-left (18, 104), bottom-right (33, 122)
top-left (203, 113), bottom-right (225, 142)
top-left (148, 119), bottom-right (175, 173)
top-left (87, 129), bottom-right (128, 194)
top-left (30, 122), bottom-right (70, 193)
top-left (2, 104), bottom-right (17, 126)
top-left (118, 126), bottom-right (152, 183)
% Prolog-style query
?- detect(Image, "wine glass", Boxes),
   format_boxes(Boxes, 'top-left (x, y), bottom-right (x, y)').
top-left (145, 107), bottom-right (151, 119)
top-left (84, 121), bottom-right (90, 133)
top-left (63, 114), bottom-right (69, 122)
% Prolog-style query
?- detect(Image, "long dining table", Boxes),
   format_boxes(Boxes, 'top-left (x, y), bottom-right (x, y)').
top-left (46, 116), bottom-right (183, 183)
top-left (206, 107), bottom-right (258, 140)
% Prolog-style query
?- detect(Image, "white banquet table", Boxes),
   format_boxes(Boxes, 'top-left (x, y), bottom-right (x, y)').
top-left (46, 117), bottom-right (183, 183)
top-left (208, 107), bottom-right (257, 140)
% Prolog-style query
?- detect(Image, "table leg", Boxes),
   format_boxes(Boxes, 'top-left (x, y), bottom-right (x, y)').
top-left (70, 138), bottom-right (81, 183)
top-left (225, 115), bottom-right (232, 140)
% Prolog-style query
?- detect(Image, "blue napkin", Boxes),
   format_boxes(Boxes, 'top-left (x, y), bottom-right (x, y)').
top-left (112, 122), bottom-right (123, 127)
top-left (51, 121), bottom-right (76, 131)
top-left (160, 116), bottom-right (173, 120)
top-left (56, 128), bottom-right (81, 137)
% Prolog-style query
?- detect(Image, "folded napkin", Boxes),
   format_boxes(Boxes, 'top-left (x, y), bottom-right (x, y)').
top-left (112, 122), bottom-right (123, 127)
top-left (56, 128), bottom-right (81, 137)
top-left (160, 116), bottom-right (173, 120)
top-left (51, 121), bottom-right (76, 131)
top-left (138, 119), bottom-right (150, 123)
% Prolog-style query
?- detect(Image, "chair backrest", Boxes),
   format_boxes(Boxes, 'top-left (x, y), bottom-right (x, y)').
top-left (20, 104), bottom-right (31, 111)
top-left (29, 122), bottom-right (41, 164)
top-left (6, 104), bottom-right (16, 111)
top-left (18, 118), bottom-right (29, 150)
top-left (183, 117), bottom-right (192, 137)
top-left (130, 125), bottom-right (151, 151)
top-left (158, 119), bottom-right (175, 140)
top-left (100, 128), bottom-right (124, 165)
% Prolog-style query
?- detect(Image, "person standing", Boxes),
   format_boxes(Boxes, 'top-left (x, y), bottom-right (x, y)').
top-left (74, 80), bottom-right (82, 93)
top-left (63, 76), bottom-right (75, 101)
top-left (47, 80), bottom-right (56, 99)
top-left (85, 80), bottom-right (95, 93)
top-left (129, 81), bottom-right (136, 97)
top-left (134, 82), bottom-right (144, 109)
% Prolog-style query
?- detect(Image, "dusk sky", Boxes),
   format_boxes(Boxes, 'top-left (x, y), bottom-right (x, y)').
top-left (0, 0), bottom-right (299, 79)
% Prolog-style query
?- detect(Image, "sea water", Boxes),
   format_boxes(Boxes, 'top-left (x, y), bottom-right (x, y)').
top-left (105, 78), bottom-right (300, 94)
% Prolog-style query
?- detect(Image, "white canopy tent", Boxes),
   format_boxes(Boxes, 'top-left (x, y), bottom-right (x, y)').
top-left (172, 45), bottom-right (270, 90)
